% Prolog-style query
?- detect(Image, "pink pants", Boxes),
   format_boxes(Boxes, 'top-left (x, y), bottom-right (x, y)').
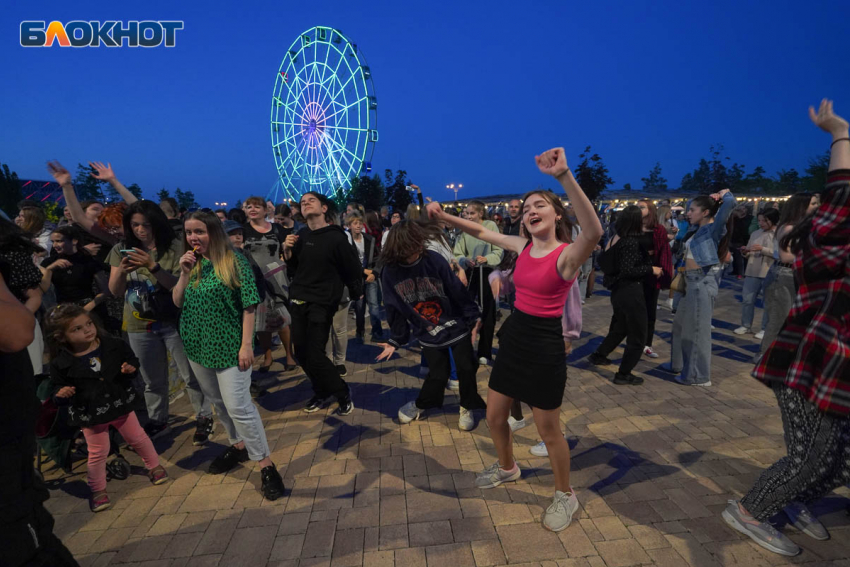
top-left (81, 411), bottom-right (159, 493)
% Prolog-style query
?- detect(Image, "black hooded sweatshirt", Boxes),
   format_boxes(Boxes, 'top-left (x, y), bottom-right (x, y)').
top-left (286, 224), bottom-right (364, 306)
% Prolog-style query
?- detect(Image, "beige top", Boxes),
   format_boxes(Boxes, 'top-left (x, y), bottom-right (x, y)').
top-left (743, 228), bottom-right (776, 278)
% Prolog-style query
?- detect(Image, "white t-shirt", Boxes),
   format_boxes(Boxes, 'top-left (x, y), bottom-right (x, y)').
top-left (353, 236), bottom-right (365, 264)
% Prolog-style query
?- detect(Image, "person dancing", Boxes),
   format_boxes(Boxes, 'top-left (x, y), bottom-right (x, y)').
top-left (426, 147), bottom-right (603, 532)
top-left (722, 99), bottom-right (850, 556)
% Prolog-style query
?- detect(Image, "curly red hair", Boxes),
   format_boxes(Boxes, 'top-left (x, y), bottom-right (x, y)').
top-left (97, 203), bottom-right (127, 236)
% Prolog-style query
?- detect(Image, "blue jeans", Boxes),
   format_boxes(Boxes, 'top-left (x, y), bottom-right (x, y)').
top-left (671, 267), bottom-right (719, 384)
top-left (128, 323), bottom-right (211, 424)
top-left (355, 282), bottom-right (382, 336)
top-left (188, 361), bottom-right (271, 461)
top-left (741, 276), bottom-right (769, 330)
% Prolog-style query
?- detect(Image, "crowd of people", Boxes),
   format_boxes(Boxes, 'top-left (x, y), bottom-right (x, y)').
top-left (0, 99), bottom-right (848, 564)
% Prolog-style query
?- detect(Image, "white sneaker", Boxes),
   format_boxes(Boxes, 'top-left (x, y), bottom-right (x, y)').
top-left (458, 407), bottom-right (475, 431)
top-left (507, 416), bottom-right (526, 432)
top-left (543, 490), bottom-right (579, 532)
top-left (530, 440), bottom-right (548, 457)
top-left (755, 330), bottom-right (765, 340)
top-left (643, 346), bottom-right (659, 359)
top-left (478, 357), bottom-right (489, 365)
top-left (711, 324), bottom-right (716, 330)
top-left (447, 379), bottom-right (460, 391)
top-left (398, 401), bottom-right (424, 424)
top-left (475, 460), bottom-right (521, 488)
top-left (734, 326), bottom-right (750, 335)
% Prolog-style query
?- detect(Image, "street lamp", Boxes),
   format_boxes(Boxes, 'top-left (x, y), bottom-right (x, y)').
top-left (446, 183), bottom-right (463, 202)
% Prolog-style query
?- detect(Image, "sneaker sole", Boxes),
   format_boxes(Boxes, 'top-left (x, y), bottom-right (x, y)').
top-left (476, 468), bottom-right (521, 489)
top-left (789, 520), bottom-right (830, 541)
top-left (530, 448), bottom-right (549, 457)
top-left (150, 476), bottom-right (169, 486)
top-left (542, 502), bottom-right (579, 532)
top-left (338, 401), bottom-right (354, 416)
top-left (90, 502), bottom-right (111, 513)
top-left (398, 409), bottom-right (423, 424)
top-left (721, 510), bottom-right (799, 556)
top-left (193, 438), bottom-right (209, 446)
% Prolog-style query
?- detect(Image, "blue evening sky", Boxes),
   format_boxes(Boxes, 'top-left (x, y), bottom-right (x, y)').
top-left (2, 0), bottom-right (848, 206)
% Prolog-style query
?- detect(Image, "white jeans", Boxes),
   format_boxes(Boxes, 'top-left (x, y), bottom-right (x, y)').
top-left (188, 361), bottom-right (270, 461)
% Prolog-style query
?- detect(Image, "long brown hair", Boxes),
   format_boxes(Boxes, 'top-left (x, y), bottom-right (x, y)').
top-left (380, 220), bottom-right (427, 265)
top-left (18, 207), bottom-right (46, 235)
top-left (639, 200), bottom-right (658, 230)
top-left (44, 303), bottom-right (105, 359)
top-left (520, 190), bottom-right (573, 243)
top-left (183, 211), bottom-right (242, 289)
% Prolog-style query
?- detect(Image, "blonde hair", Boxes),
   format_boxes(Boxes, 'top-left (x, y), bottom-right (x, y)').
top-left (465, 200), bottom-right (487, 220)
top-left (183, 211), bottom-right (242, 290)
top-left (405, 203), bottom-right (422, 221)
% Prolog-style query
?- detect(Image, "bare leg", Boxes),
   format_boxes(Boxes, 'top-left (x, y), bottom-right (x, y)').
top-left (486, 389), bottom-right (514, 469)
top-left (256, 331), bottom-right (273, 368)
top-left (586, 268), bottom-right (596, 297)
top-left (233, 441), bottom-right (273, 469)
top-left (278, 325), bottom-right (297, 366)
top-left (532, 406), bottom-right (571, 492)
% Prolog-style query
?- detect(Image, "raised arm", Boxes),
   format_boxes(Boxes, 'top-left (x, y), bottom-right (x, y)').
top-left (427, 202), bottom-right (527, 255)
top-left (90, 162), bottom-right (139, 205)
top-left (48, 161), bottom-right (95, 233)
top-left (535, 148), bottom-right (603, 280)
top-left (810, 99), bottom-right (850, 172)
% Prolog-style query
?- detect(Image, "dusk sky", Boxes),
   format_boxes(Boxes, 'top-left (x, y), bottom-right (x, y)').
top-left (2, 0), bottom-right (849, 206)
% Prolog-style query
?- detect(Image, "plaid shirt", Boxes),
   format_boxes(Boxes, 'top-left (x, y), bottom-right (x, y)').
top-left (753, 169), bottom-right (850, 416)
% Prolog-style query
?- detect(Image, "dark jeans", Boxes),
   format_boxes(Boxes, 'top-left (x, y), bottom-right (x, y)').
top-left (0, 435), bottom-right (79, 567)
top-left (596, 281), bottom-right (648, 376)
top-left (418, 337), bottom-right (486, 411)
top-left (469, 266), bottom-right (495, 359)
top-left (354, 281), bottom-right (382, 337)
top-left (731, 245), bottom-right (747, 276)
top-left (290, 302), bottom-right (349, 400)
top-left (642, 280), bottom-right (660, 347)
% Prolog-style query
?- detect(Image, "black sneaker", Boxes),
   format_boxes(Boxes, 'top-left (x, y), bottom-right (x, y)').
top-left (371, 330), bottom-right (384, 342)
top-left (208, 446), bottom-right (249, 474)
top-left (338, 394), bottom-right (354, 416)
top-left (336, 364), bottom-right (348, 377)
top-left (588, 352), bottom-right (612, 366)
top-left (613, 373), bottom-right (644, 386)
top-left (354, 332), bottom-right (364, 344)
top-left (193, 416), bottom-right (214, 446)
top-left (304, 395), bottom-right (328, 413)
top-left (144, 421), bottom-right (171, 440)
top-left (261, 465), bottom-right (286, 501)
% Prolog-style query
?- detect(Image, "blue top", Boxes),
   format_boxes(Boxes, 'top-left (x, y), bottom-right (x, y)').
top-left (681, 192), bottom-right (737, 269)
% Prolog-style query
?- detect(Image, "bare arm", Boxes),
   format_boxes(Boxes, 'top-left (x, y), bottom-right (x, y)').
top-left (108, 265), bottom-right (128, 298)
top-left (90, 162), bottom-right (138, 205)
top-left (535, 149), bottom-right (603, 280)
top-left (48, 161), bottom-right (95, 233)
top-left (0, 273), bottom-right (35, 352)
top-left (23, 287), bottom-right (43, 314)
top-left (172, 251), bottom-right (197, 308)
top-left (427, 203), bottom-right (527, 255)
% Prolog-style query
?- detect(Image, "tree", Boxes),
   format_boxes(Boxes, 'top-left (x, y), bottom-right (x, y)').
top-left (775, 169), bottom-right (802, 194)
top-left (384, 169), bottom-right (412, 211)
top-left (173, 188), bottom-right (198, 209)
top-left (156, 189), bottom-right (170, 202)
top-left (43, 201), bottom-right (62, 223)
top-left (73, 163), bottom-right (105, 201)
top-left (126, 183), bottom-right (143, 199)
top-left (707, 144), bottom-right (731, 191)
top-left (573, 146), bottom-right (614, 202)
top-left (348, 174), bottom-right (385, 211)
top-left (738, 165), bottom-right (774, 194)
top-left (623, 183), bottom-right (633, 192)
top-left (0, 163), bottom-right (22, 218)
top-left (640, 162), bottom-right (668, 192)
top-left (105, 181), bottom-right (143, 201)
top-left (802, 151), bottom-right (829, 193)
top-left (680, 158), bottom-right (711, 194)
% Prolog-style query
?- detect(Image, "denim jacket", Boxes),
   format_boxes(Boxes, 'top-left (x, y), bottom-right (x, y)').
top-left (683, 192), bottom-right (737, 270)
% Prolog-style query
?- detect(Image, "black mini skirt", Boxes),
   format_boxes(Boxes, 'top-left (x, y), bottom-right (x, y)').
top-left (488, 309), bottom-right (567, 410)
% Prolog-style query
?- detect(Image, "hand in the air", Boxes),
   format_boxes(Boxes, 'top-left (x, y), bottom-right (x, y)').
top-left (47, 161), bottom-right (72, 186)
top-left (425, 201), bottom-right (444, 220)
top-left (535, 148), bottom-right (569, 178)
top-left (809, 99), bottom-right (849, 137)
top-left (89, 161), bottom-right (116, 183)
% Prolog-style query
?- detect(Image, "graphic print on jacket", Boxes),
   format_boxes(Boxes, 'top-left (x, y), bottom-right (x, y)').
top-left (382, 251), bottom-right (480, 349)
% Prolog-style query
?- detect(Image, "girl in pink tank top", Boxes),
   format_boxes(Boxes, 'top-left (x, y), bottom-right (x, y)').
top-left (426, 147), bottom-right (603, 534)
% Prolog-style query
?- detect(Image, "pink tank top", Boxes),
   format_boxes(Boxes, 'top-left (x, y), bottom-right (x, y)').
top-left (513, 242), bottom-right (575, 317)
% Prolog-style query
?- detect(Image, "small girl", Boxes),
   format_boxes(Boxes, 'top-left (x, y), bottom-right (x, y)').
top-left (46, 304), bottom-right (167, 512)
top-left (375, 220), bottom-right (487, 431)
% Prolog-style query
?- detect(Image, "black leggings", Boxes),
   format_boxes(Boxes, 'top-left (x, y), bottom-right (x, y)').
top-left (290, 302), bottom-right (349, 400)
top-left (596, 281), bottom-right (648, 376)
top-left (643, 278), bottom-right (660, 347)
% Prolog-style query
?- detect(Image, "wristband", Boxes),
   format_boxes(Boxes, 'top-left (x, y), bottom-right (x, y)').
top-left (150, 262), bottom-right (161, 274)
top-left (831, 137), bottom-right (850, 148)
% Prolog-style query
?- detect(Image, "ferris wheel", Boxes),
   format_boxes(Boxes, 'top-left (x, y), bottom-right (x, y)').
top-left (270, 26), bottom-right (378, 202)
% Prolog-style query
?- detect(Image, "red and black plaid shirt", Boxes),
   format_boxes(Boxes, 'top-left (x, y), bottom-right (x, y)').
top-left (753, 169), bottom-right (850, 416)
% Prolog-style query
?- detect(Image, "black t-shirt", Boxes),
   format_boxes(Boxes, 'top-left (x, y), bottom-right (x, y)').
top-left (42, 252), bottom-right (105, 303)
top-left (242, 223), bottom-right (285, 269)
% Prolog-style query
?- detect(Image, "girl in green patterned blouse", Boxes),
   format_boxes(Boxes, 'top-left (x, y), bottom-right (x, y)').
top-left (173, 211), bottom-right (285, 500)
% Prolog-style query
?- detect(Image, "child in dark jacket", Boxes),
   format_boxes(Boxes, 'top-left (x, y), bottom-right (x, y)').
top-left (46, 304), bottom-right (167, 512)
top-left (376, 221), bottom-right (487, 431)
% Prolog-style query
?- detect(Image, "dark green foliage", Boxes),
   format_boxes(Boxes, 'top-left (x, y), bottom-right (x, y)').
top-left (641, 162), bottom-right (668, 191)
top-left (573, 146), bottom-right (614, 202)
top-left (0, 163), bottom-right (22, 218)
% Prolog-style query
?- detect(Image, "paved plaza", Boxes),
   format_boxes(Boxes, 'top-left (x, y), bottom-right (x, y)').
top-left (45, 276), bottom-right (850, 567)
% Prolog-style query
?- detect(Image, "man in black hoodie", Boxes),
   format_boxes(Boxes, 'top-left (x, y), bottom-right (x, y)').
top-left (284, 192), bottom-right (363, 415)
